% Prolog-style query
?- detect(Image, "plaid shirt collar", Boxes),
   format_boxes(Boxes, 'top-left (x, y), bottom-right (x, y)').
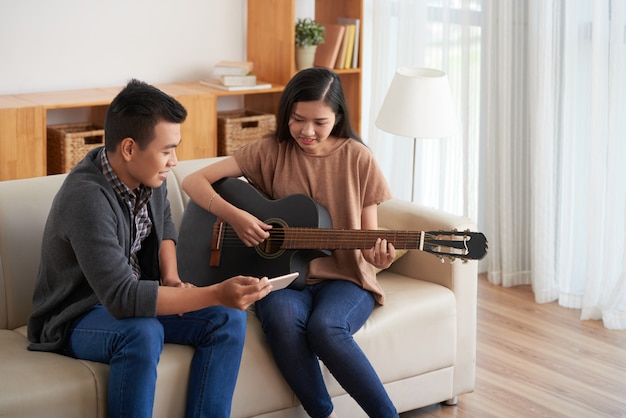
top-left (99, 148), bottom-right (153, 208)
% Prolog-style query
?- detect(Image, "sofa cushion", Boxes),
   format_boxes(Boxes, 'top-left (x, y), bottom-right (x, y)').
top-left (0, 329), bottom-right (103, 418)
top-left (231, 312), bottom-right (300, 417)
top-left (0, 326), bottom-right (196, 418)
top-left (328, 272), bottom-right (457, 390)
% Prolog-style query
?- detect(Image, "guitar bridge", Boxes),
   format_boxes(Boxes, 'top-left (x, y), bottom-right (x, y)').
top-left (209, 219), bottom-right (226, 267)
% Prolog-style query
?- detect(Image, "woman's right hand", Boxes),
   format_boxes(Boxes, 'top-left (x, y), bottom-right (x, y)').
top-left (228, 208), bottom-right (273, 247)
top-left (181, 157), bottom-right (272, 246)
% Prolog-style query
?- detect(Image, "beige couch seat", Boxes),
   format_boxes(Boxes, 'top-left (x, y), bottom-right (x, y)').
top-left (0, 157), bottom-right (477, 418)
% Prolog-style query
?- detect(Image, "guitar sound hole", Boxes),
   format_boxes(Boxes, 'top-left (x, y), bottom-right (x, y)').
top-left (256, 220), bottom-right (285, 259)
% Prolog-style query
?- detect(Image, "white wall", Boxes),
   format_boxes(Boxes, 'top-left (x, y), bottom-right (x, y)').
top-left (0, 0), bottom-right (247, 95)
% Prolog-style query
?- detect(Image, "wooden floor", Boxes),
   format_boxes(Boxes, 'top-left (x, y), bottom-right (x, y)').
top-left (400, 275), bottom-right (626, 418)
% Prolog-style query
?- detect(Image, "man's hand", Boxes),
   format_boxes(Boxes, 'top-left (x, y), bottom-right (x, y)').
top-left (216, 276), bottom-right (272, 310)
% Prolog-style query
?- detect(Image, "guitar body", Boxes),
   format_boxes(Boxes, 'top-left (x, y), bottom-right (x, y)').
top-left (177, 177), bottom-right (332, 289)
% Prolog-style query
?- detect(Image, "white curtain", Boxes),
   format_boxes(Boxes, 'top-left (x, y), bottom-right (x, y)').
top-left (364, 0), bottom-right (626, 329)
top-left (483, 0), bottom-right (626, 329)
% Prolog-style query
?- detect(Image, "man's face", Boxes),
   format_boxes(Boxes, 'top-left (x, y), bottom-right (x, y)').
top-left (127, 121), bottom-right (180, 189)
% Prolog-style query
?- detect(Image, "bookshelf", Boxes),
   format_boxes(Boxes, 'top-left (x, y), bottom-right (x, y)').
top-left (246, 0), bottom-right (363, 133)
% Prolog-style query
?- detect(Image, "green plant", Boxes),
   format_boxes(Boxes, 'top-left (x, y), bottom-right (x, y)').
top-left (295, 18), bottom-right (325, 47)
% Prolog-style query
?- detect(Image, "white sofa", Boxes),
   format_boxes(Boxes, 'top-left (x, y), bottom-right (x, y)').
top-left (0, 157), bottom-right (477, 418)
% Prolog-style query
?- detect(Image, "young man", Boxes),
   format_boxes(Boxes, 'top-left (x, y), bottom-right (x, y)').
top-left (27, 79), bottom-right (272, 418)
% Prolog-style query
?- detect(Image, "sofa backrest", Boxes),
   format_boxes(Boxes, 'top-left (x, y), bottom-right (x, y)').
top-left (0, 174), bottom-right (69, 330)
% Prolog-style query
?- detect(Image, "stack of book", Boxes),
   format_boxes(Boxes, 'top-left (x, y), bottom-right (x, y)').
top-left (313, 17), bottom-right (360, 70)
top-left (200, 61), bottom-right (272, 91)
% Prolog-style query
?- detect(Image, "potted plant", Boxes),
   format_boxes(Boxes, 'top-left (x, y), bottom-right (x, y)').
top-left (295, 18), bottom-right (325, 70)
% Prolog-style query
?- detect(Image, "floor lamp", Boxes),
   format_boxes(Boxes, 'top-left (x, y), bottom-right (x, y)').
top-left (375, 67), bottom-right (457, 202)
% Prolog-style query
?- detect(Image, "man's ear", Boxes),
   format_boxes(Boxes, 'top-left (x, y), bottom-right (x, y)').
top-left (120, 137), bottom-right (135, 161)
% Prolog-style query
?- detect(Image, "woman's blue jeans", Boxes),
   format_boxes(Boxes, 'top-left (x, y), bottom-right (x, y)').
top-left (255, 280), bottom-right (398, 418)
top-left (63, 304), bottom-right (246, 418)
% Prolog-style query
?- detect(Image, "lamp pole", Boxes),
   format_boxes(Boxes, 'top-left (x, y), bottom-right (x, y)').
top-left (411, 137), bottom-right (417, 202)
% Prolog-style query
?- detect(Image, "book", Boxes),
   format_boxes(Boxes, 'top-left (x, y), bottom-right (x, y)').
top-left (334, 24), bottom-right (352, 69)
top-left (342, 23), bottom-right (356, 69)
top-left (200, 79), bottom-right (272, 91)
top-left (212, 60), bottom-right (254, 76)
top-left (337, 18), bottom-right (360, 68)
top-left (313, 24), bottom-right (346, 69)
top-left (219, 74), bottom-right (257, 87)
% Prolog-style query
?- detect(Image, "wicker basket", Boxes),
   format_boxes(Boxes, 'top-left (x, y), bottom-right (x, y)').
top-left (218, 109), bottom-right (276, 156)
top-left (47, 123), bottom-right (105, 174)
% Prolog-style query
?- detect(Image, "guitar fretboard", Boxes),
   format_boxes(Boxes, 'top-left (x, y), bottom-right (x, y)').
top-left (274, 228), bottom-right (425, 251)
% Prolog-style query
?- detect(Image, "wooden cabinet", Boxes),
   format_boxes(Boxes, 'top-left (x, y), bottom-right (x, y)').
top-left (0, 96), bottom-right (45, 181)
top-left (0, 83), bottom-right (222, 181)
top-left (0, 81), bottom-right (283, 181)
top-left (246, 0), bottom-right (363, 133)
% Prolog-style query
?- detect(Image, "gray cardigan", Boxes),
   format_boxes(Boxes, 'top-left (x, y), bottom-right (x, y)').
top-left (27, 147), bottom-right (178, 352)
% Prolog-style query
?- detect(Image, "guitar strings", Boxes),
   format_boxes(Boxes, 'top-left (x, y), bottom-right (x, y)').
top-left (210, 225), bottom-right (469, 250)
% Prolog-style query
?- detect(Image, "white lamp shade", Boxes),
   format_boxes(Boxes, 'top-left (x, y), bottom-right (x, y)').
top-left (376, 67), bottom-right (457, 138)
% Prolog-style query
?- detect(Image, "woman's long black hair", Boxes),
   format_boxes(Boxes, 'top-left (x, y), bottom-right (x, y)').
top-left (274, 67), bottom-right (361, 143)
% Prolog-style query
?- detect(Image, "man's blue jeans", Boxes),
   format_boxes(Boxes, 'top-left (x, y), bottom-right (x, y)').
top-left (63, 304), bottom-right (246, 418)
top-left (255, 280), bottom-right (398, 418)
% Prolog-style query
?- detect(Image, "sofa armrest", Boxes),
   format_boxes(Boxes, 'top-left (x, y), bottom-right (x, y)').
top-left (377, 198), bottom-right (478, 396)
top-left (378, 199), bottom-right (478, 286)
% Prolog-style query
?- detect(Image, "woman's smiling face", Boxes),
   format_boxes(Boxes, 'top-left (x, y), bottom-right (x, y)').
top-left (288, 100), bottom-right (337, 155)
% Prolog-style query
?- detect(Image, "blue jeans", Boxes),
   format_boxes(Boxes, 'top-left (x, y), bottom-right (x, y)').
top-left (63, 304), bottom-right (246, 418)
top-left (255, 280), bottom-right (398, 418)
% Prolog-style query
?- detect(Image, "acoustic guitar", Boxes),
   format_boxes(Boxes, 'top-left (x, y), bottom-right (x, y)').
top-left (177, 177), bottom-right (487, 289)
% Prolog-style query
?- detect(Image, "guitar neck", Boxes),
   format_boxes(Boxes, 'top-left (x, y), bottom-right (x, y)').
top-left (279, 228), bottom-right (425, 251)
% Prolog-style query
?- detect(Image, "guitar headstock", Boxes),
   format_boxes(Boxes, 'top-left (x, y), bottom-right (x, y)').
top-left (423, 230), bottom-right (488, 261)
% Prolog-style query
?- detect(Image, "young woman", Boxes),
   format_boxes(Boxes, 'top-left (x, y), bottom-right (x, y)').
top-left (182, 67), bottom-right (399, 418)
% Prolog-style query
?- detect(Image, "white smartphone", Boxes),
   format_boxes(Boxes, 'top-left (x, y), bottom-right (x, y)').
top-left (267, 272), bottom-right (299, 291)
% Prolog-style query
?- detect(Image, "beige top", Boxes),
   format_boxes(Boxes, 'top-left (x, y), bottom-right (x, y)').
top-left (234, 136), bottom-right (392, 304)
